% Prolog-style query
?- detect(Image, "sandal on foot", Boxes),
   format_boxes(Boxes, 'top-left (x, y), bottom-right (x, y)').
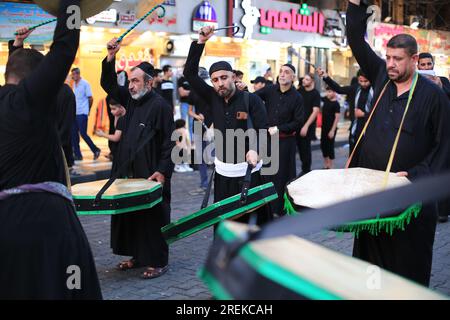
top-left (141, 266), bottom-right (168, 279)
top-left (117, 258), bottom-right (139, 271)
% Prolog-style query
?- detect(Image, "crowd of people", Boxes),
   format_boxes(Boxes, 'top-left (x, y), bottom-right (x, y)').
top-left (0, 0), bottom-right (449, 299)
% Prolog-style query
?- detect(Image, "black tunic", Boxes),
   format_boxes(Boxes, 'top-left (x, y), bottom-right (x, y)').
top-left (255, 84), bottom-right (304, 215)
top-left (347, 2), bottom-right (450, 286)
top-left (101, 57), bottom-right (175, 267)
top-left (0, 0), bottom-right (102, 299)
top-left (184, 41), bottom-right (272, 225)
top-left (297, 88), bottom-right (321, 139)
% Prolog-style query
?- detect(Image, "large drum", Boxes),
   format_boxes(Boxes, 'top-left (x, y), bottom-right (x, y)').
top-left (286, 168), bottom-right (409, 209)
top-left (200, 221), bottom-right (447, 300)
top-left (162, 182), bottom-right (277, 244)
top-left (72, 179), bottom-right (162, 215)
top-left (284, 168), bottom-right (416, 236)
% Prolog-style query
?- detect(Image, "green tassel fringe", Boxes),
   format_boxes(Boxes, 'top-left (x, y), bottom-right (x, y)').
top-left (283, 194), bottom-right (422, 237)
top-left (284, 193), bottom-right (297, 216)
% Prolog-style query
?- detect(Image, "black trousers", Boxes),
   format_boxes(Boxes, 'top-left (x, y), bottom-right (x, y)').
top-left (296, 134), bottom-right (312, 174)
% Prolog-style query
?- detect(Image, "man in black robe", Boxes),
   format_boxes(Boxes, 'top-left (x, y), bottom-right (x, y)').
top-left (184, 26), bottom-right (272, 226)
top-left (101, 38), bottom-right (175, 279)
top-left (347, 0), bottom-right (450, 286)
top-left (317, 67), bottom-right (373, 155)
top-left (254, 64), bottom-right (304, 216)
top-left (0, 0), bottom-right (102, 299)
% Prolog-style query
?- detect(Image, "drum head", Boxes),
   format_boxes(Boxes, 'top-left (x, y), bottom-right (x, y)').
top-left (287, 168), bottom-right (410, 209)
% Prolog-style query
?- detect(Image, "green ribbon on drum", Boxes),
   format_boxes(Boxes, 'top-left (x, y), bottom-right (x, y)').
top-left (283, 193), bottom-right (422, 237)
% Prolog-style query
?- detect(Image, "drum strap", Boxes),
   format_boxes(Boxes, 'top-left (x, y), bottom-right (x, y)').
top-left (201, 163), bottom-right (255, 209)
top-left (240, 164), bottom-right (254, 205)
top-left (215, 171), bottom-right (450, 267)
top-left (94, 128), bottom-right (156, 205)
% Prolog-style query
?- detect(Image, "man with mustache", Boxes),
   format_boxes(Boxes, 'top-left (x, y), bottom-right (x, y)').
top-left (347, 0), bottom-right (450, 286)
top-left (100, 38), bottom-right (175, 280)
top-left (183, 26), bottom-right (272, 226)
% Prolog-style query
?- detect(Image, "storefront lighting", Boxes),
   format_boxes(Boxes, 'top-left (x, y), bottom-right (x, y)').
top-left (299, 3), bottom-right (310, 16)
top-left (80, 26), bottom-right (90, 32)
top-left (157, 32), bottom-right (168, 37)
top-left (221, 37), bottom-right (232, 43)
top-left (260, 26), bottom-right (272, 34)
top-left (109, 28), bottom-right (121, 34)
top-left (95, 28), bottom-right (105, 33)
top-left (232, 38), bottom-right (244, 43)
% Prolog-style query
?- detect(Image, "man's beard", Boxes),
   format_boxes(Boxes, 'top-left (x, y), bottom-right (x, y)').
top-left (216, 86), bottom-right (233, 98)
top-left (131, 87), bottom-right (149, 100)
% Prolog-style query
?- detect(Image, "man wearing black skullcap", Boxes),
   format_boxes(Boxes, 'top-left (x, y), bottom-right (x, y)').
top-left (184, 26), bottom-right (272, 226)
top-left (101, 38), bottom-right (175, 280)
top-left (254, 64), bottom-right (304, 216)
top-left (0, 0), bottom-right (102, 299)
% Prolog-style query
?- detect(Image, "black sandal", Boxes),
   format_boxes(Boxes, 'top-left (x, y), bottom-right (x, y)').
top-left (141, 266), bottom-right (169, 279)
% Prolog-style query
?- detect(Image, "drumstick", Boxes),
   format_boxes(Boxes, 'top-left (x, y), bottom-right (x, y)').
top-left (200, 25), bottom-right (240, 36)
top-left (14, 18), bottom-right (57, 35)
top-left (107, 4), bottom-right (166, 49)
top-left (299, 56), bottom-right (317, 69)
top-left (288, 47), bottom-right (318, 69)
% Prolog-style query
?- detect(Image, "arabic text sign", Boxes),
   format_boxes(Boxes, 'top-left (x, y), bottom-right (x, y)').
top-left (0, 2), bottom-right (56, 44)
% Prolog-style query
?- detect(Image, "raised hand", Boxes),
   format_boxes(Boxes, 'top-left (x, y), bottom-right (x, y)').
top-left (107, 38), bottom-right (121, 62)
top-left (316, 67), bottom-right (328, 78)
top-left (198, 26), bottom-right (215, 44)
top-left (14, 27), bottom-right (33, 47)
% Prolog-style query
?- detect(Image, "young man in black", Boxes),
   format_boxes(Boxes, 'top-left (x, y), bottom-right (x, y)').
top-left (317, 67), bottom-right (373, 155)
top-left (184, 26), bottom-right (272, 226)
top-left (297, 74), bottom-right (321, 175)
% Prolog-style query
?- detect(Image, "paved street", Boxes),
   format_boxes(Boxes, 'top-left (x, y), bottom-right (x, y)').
top-left (76, 133), bottom-right (450, 300)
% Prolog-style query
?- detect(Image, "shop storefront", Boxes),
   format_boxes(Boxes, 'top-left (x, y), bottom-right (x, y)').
top-left (1, 0), bottom-right (355, 130)
top-left (226, 0), bottom-right (354, 86)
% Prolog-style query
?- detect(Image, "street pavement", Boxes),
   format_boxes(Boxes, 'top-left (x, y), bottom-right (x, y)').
top-left (74, 131), bottom-right (450, 300)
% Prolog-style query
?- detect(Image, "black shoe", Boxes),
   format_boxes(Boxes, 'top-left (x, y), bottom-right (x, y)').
top-left (93, 150), bottom-right (101, 160)
top-left (438, 215), bottom-right (448, 223)
top-left (74, 155), bottom-right (83, 161)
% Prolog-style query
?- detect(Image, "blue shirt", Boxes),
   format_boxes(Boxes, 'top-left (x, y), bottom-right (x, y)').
top-left (73, 79), bottom-right (92, 115)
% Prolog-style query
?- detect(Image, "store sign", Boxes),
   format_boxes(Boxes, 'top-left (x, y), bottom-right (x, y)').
top-left (0, 2), bottom-right (55, 44)
top-left (118, 12), bottom-right (136, 25)
top-left (192, 1), bottom-right (218, 32)
top-left (259, 9), bottom-right (324, 34)
top-left (372, 23), bottom-right (450, 54)
top-left (86, 9), bottom-right (118, 25)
